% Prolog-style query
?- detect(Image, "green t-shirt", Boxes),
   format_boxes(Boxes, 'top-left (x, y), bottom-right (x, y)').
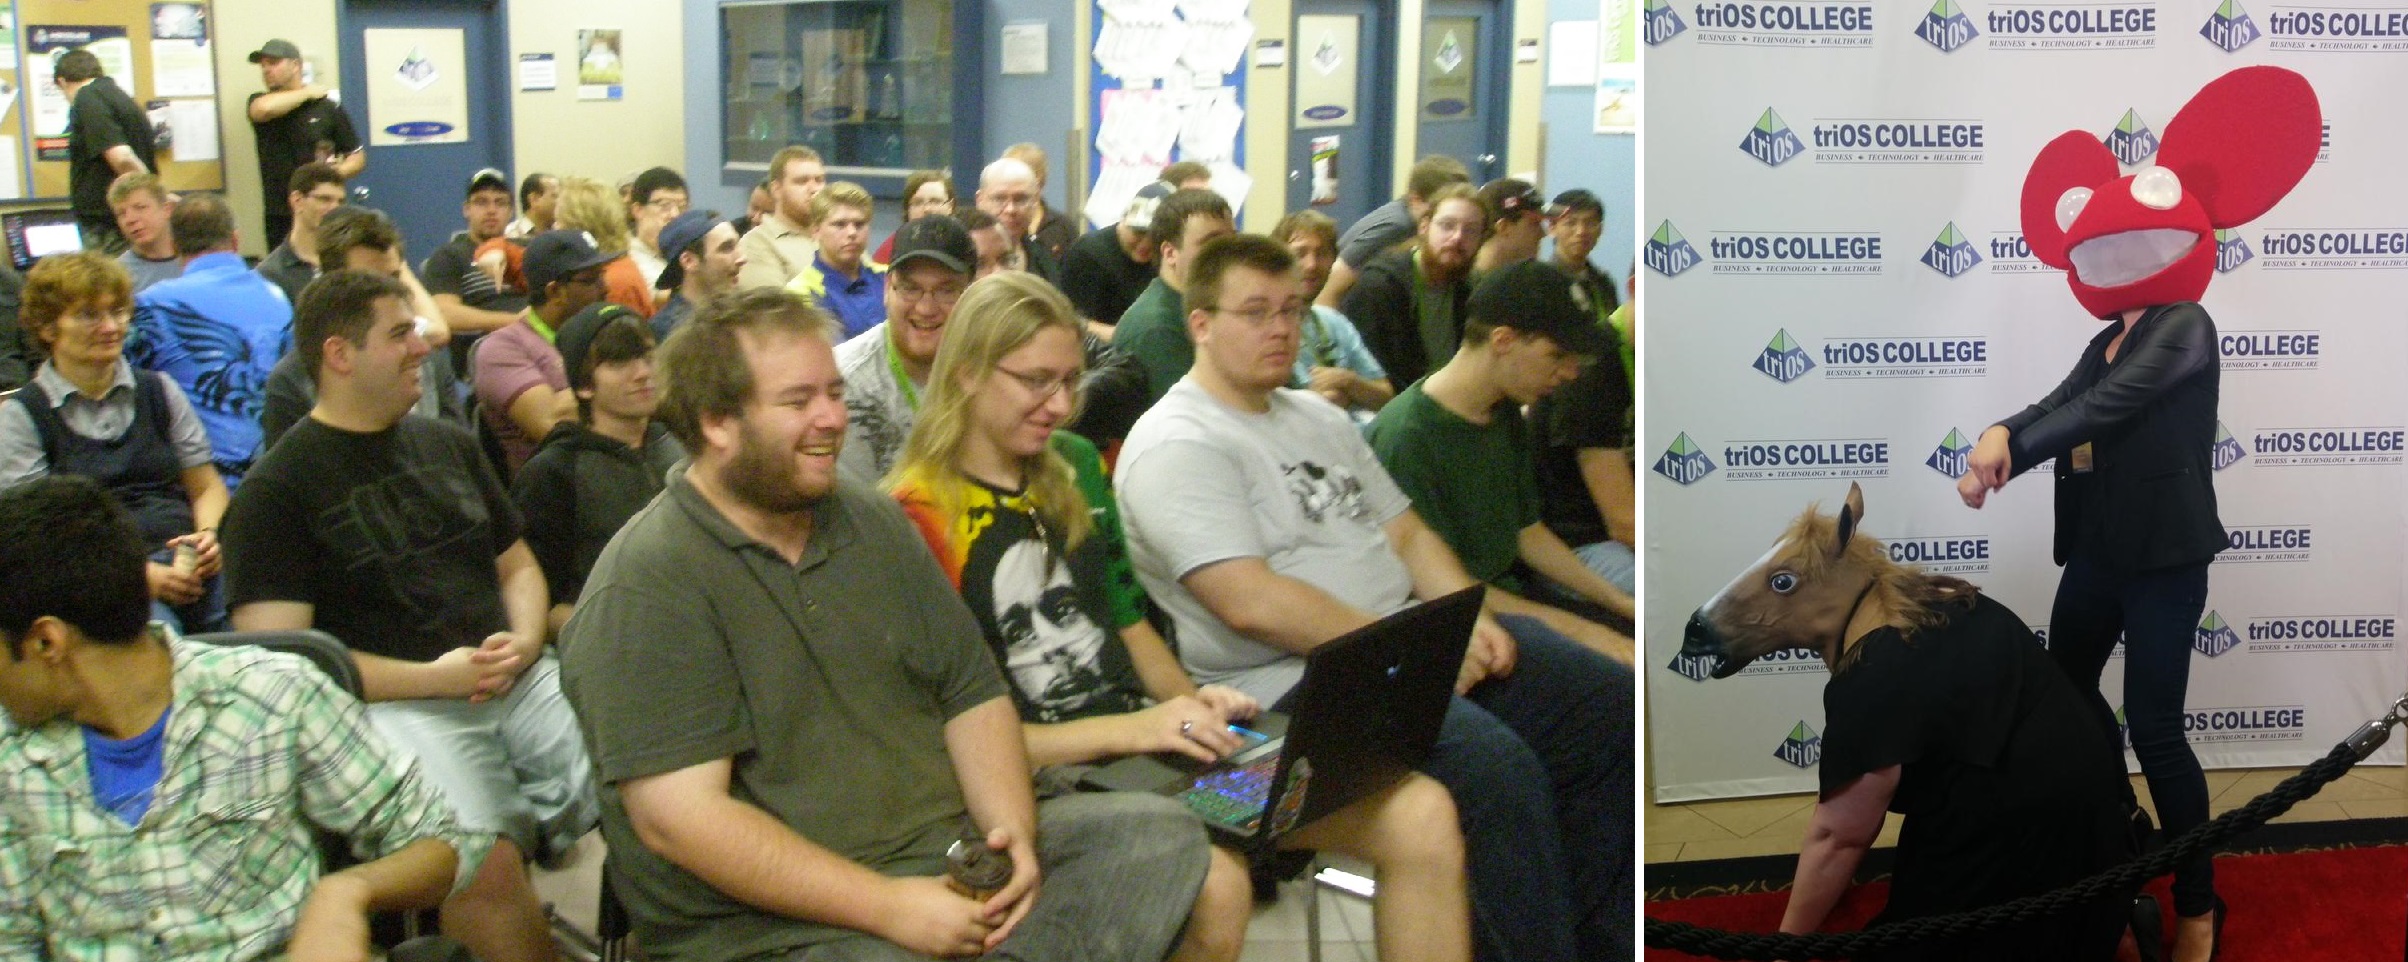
top-left (1115, 277), bottom-right (1194, 404)
top-left (1411, 251), bottom-right (1463, 381)
top-left (559, 476), bottom-right (1009, 962)
top-left (1365, 382), bottom-right (1541, 590)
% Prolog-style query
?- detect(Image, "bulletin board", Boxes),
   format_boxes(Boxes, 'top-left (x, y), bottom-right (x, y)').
top-left (1083, 0), bottom-right (1251, 230)
top-left (5, 0), bottom-right (225, 202)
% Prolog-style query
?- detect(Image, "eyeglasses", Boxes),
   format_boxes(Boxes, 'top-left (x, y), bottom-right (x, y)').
top-left (60, 305), bottom-right (133, 328)
top-left (644, 197), bottom-right (690, 216)
top-left (995, 365), bottom-right (1083, 401)
top-left (987, 193), bottom-right (1038, 209)
top-left (1207, 303), bottom-right (1308, 327)
top-left (892, 280), bottom-right (965, 306)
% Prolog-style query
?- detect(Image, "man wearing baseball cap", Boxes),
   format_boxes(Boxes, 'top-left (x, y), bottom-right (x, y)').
top-left (649, 210), bottom-right (745, 341)
top-left (1365, 259), bottom-right (1635, 651)
top-left (832, 215), bottom-right (975, 480)
top-left (248, 39), bottom-right (361, 245)
top-left (1472, 178), bottom-right (1548, 276)
top-left (1059, 181), bottom-right (1172, 336)
top-left (472, 230), bottom-right (613, 474)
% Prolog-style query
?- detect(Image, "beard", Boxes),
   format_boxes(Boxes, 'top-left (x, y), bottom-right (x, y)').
top-left (718, 418), bottom-right (834, 514)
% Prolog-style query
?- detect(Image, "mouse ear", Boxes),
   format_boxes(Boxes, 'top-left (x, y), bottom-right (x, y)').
top-left (2020, 131), bottom-right (2119, 270)
top-left (2157, 66), bottom-right (2320, 229)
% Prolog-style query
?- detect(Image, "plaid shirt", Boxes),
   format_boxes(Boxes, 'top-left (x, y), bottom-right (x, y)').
top-left (0, 633), bottom-right (487, 962)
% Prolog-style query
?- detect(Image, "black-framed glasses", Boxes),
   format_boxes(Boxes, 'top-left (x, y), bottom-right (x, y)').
top-left (892, 280), bottom-right (966, 306)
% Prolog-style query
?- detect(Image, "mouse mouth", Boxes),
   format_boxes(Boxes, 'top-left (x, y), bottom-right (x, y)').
top-left (2067, 228), bottom-right (2199, 288)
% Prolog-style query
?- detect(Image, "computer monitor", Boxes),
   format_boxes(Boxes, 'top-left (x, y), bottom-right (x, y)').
top-left (4, 209), bottom-right (85, 271)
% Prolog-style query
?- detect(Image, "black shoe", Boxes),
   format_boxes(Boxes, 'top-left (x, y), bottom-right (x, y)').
top-left (2130, 894), bottom-right (2164, 962)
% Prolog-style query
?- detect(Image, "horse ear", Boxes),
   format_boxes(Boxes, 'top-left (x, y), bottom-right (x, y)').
top-left (1834, 483), bottom-right (1865, 556)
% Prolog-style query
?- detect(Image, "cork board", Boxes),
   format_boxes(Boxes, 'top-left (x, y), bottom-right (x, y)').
top-left (15, 0), bottom-right (225, 201)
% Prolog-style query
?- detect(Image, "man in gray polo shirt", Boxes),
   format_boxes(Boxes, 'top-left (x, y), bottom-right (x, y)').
top-left (559, 287), bottom-right (1211, 962)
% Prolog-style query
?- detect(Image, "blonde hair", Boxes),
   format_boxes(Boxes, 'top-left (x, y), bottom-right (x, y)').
top-left (553, 176), bottom-right (632, 256)
top-left (811, 181), bottom-right (874, 225)
top-left (22, 252), bottom-right (132, 355)
top-left (886, 272), bottom-right (1091, 550)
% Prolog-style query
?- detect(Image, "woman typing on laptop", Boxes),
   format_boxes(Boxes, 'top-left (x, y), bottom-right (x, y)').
top-left (887, 272), bottom-right (1470, 962)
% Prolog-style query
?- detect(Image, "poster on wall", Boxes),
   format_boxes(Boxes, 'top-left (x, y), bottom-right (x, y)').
top-left (577, 28), bottom-right (622, 101)
top-left (1420, 18), bottom-right (1476, 123)
top-left (363, 28), bottom-right (469, 145)
top-left (1293, 14), bottom-right (1356, 129)
top-left (0, 3), bottom-right (17, 70)
top-left (1594, 0), bottom-right (1635, 134)
top-left (1309, 134), bottom-right (1339, 206)
top-left (149, 3), bottom-right (212, 98)
top-left (27, 26), bottom-right (131, 160)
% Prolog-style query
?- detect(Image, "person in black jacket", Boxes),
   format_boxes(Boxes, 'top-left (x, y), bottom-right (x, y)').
top-left (512, 303), bottom-right (681, 634)
top-left (55, 48), bottom-right (157, 252)
top-left (1339, 183), bottom-right (1484, 389)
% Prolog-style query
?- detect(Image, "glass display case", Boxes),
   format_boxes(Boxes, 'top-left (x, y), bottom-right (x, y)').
top-left (721, 0), bottom-right (960, 176)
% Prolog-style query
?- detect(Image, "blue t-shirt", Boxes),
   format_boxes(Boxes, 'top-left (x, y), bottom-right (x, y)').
top-left (85, 705), bottom-right (171, 826)
top-left (1292, 305), bottom-right (1388, 389)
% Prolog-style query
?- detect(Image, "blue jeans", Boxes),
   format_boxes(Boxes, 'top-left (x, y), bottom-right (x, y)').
top-left (1423, 614), bottom-right (1633, 962)
top-left (2048, 556), bottom-right (2213, 917)
top-left (147, 547), bottom-right (228, 633)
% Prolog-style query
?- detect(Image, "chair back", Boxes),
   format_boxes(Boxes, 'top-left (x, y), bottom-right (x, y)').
top-left (187, 629), bottom-right (362, 698)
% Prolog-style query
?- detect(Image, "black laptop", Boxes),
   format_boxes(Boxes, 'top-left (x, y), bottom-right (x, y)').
top-left (1081, 586), bottom-right (1481, 852)
top-left (3, 209), bottom-right (83, 271)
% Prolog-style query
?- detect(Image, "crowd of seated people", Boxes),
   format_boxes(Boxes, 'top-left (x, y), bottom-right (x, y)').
top-left (0, 146), bottom-right (1636, 962)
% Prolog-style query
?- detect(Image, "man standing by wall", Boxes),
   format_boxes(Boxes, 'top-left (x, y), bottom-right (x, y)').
top-left (57, 49), bottom-right (154, 252)
top-left (247, 39), bottom-right (362, 246)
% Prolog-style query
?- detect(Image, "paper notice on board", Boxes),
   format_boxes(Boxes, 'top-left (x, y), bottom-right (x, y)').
top-left (165, 99), bottom-right (217, 159)
top-left (1206, 162), bottom-right (1251, 212)
top-left (0, 4), bottom-right (18, 70)
top-left (1082, 161), bottom-right (1159, 231)
top-left (152, 38), bottom-right (215, 97)
top-left (1175, 86), bottom-right (1244, 163)
top-left (0, 136), bottom-right (19, 200)
top-left (1094, 0), bottom-right (1186, 81)
top-left (1097, 87), bottom-right (1181, 163)
top-left (1547, 21), bottom-right (1596, 87)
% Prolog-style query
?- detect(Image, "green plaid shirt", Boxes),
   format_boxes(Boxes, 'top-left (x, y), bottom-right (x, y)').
top-left (0, 633), bottom-right (487, 961)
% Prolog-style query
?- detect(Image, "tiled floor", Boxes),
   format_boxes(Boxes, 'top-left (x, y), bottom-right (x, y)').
top-left (1646, 763), bottom-right (2408, 864)
top-left (531, 835), bottom-right (1380, 961)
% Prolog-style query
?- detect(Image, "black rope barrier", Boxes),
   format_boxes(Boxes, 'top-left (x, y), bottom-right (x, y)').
top-left (1645, 697), bottom-right (2408, 960)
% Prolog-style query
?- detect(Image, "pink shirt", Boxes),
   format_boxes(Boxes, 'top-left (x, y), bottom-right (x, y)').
top-left (471, 318), bottom-right (566, 472)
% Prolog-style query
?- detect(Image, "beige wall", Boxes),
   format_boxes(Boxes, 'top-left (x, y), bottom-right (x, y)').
top-left (1508, 0), bottom-right (1542, 180)
top-left (204, 0), bottom-right (683, 257)
top-left (506, 0), bottom-right (686, 194)
top-left (212, 0), bottom-right (339, 257)
top-left (1243, 0), bottom-right (1294, 228)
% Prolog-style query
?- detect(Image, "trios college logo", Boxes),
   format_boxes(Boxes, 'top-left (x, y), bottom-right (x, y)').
top-left (1653, 432), bottom-right (1719, 485)
top-left (1775, 721), bottom-right (1824, 768)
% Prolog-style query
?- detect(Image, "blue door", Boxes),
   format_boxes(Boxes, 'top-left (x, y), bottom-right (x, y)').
top-left (1287, 0), bottom-right (1393, 230)
top-left (1417, 0), bottom-right (1511, 183)
top-left (338, 0), bottom-right (513, 264)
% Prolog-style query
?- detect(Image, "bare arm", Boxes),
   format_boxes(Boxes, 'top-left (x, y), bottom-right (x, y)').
top-left (1482, 587), bottom-right (1634, 664)
top-left (1180, 556), bottom-right (1381, 656)
top-left (395, 262), bottom-right (449, 346)
top-left (1118, 620), bottom-right (1197, 702)
top-left (1316, 258), bottom-right (1362, 309)
top-left (1382, 508), bottom-right (1484, 602)
top-left (1779, 766), bottom-right (1899, 936)
top-left (332, 151), bottom-right (366, 179)
top-left (503, 386), bottom-right (571, 448)
top-left (230, 600), bottom-right (481, 702)
top-left (248, 86), bottom-right (326, 124)
top-left (1517, 523), bottom-right (1633, 619)
top-left (1580, 448), bottom-right (1635, 546)
top-left (494, 540), bottom-right (549, 660)
top-left (103, 146), bottom-right (148, 177)
top-left (942, 697), bottom-right (1044, 947)
top-left (287, 838), bottom-right (457, 962)
top-left (180, 464), bottom-right (229, 533)
top-left (429, 293), bottom-right (521, 335)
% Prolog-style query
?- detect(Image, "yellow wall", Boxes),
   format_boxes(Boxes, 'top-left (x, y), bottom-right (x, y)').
top-left (212, 1), bottom-right (339, 257)
top-left (1244, 0), bottom-right (1294, 228)
top-left (506, 0), bottom-right (686, 195)
top-left (1509, 0), bottom-right (1542, 180)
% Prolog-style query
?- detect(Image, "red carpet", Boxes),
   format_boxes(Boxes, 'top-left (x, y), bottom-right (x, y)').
top-left (1646, 844), bottom-right (2408, 960)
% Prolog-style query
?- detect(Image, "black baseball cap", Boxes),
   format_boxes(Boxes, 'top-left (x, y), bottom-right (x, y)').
top-left (522, 230), bottom-right (617, 297)
top-left (248, 39), bottom-right (301, 63)
top-left (465, 167), bottom-right (511, 198)
top-left (889, 215), bottom-right (976, 275)
top-left (556, 303), bottom-right (641, 391)
top-left (1478, 178), bottom-right (1546, 223)
top-left (1466, 261), bottom-right (1609, 358)
top-left (654, 211), bottom-right (726, 290)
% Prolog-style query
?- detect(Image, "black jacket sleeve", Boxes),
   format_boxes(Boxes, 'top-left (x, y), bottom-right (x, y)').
top-left (1999, 304), bottom-right (2215, 478)
top-left (1341, 254), bottom-right (1425, 387)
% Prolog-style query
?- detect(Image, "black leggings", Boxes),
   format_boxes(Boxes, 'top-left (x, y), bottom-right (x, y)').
top-left (2048, 556), bottom-right (2215, 917)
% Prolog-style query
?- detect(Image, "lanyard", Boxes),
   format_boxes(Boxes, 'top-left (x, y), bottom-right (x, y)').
top-left (885, 334), bottom-right (922, 412)
top-left (525, 310), bottom-right (557, 345)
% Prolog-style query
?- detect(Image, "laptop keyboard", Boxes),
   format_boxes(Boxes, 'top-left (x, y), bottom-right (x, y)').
top-left (1181, 757), bottom-right (1279, 832)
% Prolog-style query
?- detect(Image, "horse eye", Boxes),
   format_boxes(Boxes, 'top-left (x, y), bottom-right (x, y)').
top-left (1769, 572), bottom-right (1799, 594)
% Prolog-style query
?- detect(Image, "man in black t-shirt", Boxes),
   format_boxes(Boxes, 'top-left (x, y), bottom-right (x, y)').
top-left (1059, 181), bottom-right (1168, 335)
top-left (422, 168), bottom-right (526, 371)
top-left (55, 49), bottom-right (155, 252)
top-left (246, 39), bottom-right (362, 245)
top-left (223, 269), bottom-right (593, 962)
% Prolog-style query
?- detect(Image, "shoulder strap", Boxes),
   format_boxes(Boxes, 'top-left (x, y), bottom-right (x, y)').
top-left (136, 371), bottom-right (176, 447)
top-left (14, 382), bottom-right (63, 467)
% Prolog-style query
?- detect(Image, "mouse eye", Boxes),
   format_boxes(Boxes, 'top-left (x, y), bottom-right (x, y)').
top-left (2130, 166), bottom-right (2182, 211)
top-left (2055, 186), bottom-right (2093, 232)
top-left (1769, 571), bottom-right (1799, 594)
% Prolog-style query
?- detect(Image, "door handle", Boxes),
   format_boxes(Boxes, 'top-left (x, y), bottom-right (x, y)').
top-left (1290, 170), bottom-right (1302, 181)
top-left (352, 185), bottom-right (372, 202)
top-left (1478, 153), bottom-right (1497, 164)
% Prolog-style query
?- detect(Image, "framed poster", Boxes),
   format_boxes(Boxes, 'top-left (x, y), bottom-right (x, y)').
top-left (363, 27), bottom-right (467, 145)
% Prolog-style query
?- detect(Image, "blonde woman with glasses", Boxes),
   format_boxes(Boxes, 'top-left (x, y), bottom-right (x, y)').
top-left (885, 271), bottom-right (1471, 962)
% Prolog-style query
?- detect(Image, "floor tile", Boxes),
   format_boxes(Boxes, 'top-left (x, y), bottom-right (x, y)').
top-left (1688, 794), bottom-right (1815, 838)
top-left (1646, 804), bottom-right (1739, 843)
top-left (1674, 834), bottom-right (1814, 862)
top-left (1645, 842), bottom-right (1686, 864)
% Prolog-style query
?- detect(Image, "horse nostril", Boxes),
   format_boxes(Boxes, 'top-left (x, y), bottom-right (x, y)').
top-left (1682, 611), bottom-right (1722, 656)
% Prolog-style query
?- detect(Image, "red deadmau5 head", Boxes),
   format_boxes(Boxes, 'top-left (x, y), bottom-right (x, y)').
top-left (2019, 66), bottom-right (2320, 319)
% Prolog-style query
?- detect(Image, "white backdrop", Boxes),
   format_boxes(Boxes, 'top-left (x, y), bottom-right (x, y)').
top-left (1641, 1), bottom-right (2408, 801)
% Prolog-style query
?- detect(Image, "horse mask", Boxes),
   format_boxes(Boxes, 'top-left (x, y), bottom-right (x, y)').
top-left (2020, 66), bottom-right (2320, 319)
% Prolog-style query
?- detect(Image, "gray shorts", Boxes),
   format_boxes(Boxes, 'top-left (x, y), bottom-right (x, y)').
top-left (768, 792), bottom-right (1210, 962)
top-left (367, 655), bottom-right (599, 863)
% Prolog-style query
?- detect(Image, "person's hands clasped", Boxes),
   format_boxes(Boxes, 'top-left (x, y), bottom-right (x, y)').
top-left (468, 631), bottom-right (538, 702)
top-left (1457, 612), bottom-right (1520, 693)
top-left (1959, 426), bottom-right (2013, 509)
top-left (1307, 366), bottom-right (1359, 407)
top-left (148, 560), bottom-right (205, 606)
top-left (172, 529), bottom-right (222, 578)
